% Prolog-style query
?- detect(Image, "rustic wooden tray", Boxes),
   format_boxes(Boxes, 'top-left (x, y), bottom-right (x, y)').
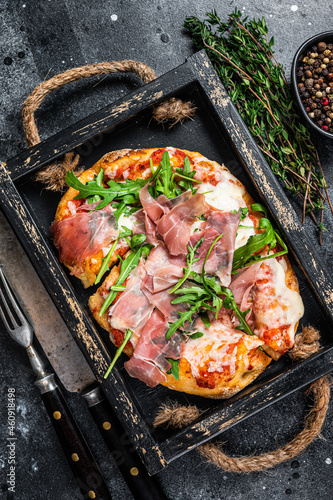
top-left (1, 50), bottom-right (333, 475)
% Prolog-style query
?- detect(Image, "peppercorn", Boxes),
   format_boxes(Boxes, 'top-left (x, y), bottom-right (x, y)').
top-left (321, 83), bottom-right (327, 90)
top-left (323, 57), bottom-right (330, 64)
top-left (323, 105), bottom-right (330, 112)
top-left (315, 91), bottom-right (323, 97)
top-left (304, 78), bottom-right (314, 87)
top-left (318, 120), bottom-right (324, 126)
top-left (322, 125), bottom-right (329, 130)
top-left (304, 70), bottom-right (312, 78)
top-left (307, 58), bottom-right (315, 66)
top-left (324, 49), bottom-right (331, 56)
top-left (318, 42), bottom-right (327, 52)
top-left (328, 44), bottom-right (333, 50)
top-left (315, 68), bottom-right (322, 74)
top-left (318, 53), bottom-right (325, 60)
top-left (297, 70), bottom-right (304, 78)
top-left (322, 98), bottom-right (329, 105)
top-left (311, 102), bottom-right (318, 109)
top-left (314, 109), bottom-right (321, 117)
top-left (326, 87), bottom-right (331, 94)
top-left (321, 114), bottom-right (326, 121)
top-left (325, 117), bottom-right (332, 125)
top-left (322, 69), bottom-right (329, 77)
top-left (329, 112), bottom-right (333, 119)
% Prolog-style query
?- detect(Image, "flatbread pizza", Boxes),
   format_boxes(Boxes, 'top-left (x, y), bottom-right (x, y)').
top-left (50, 147), bottom-right (304, 398)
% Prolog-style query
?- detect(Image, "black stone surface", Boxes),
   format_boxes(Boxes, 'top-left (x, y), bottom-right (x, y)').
top-left (1, 1), bottom-right (333, 499)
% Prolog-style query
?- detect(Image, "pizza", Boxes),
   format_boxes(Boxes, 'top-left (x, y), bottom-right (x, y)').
top-left (50, 147), bottom-right (304, 398)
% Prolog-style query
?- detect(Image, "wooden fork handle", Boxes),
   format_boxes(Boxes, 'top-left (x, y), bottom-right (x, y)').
top-left (36, 374), bottom-right (112, 500)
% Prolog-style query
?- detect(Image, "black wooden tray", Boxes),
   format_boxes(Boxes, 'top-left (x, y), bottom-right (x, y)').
top-left (1, 50), bottom-right (333, 475)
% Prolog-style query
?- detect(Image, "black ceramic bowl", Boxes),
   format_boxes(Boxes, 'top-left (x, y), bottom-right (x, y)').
top-left (291, 31), bottom-right (333, 139)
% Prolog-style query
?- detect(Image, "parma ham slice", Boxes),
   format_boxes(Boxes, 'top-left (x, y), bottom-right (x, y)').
top-left (50, 205), bottom-right (118, 276)
top-left (124, 309), bottom-right (185, 387)
top-left (156, 192), bottom-right (206, 255)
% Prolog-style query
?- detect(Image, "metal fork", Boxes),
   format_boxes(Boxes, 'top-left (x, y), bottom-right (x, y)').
top-left (0, 265), bottom-right (112, 500)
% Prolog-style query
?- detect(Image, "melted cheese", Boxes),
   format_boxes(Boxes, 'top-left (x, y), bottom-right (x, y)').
top-left (197, 170), bottom-right (247, 212)
top-left (118, 213), bottom-right (136, 232)
top-left (253, 258), bottom-right (304, 347)
top-left (182, 319), bottom-right (263, 378)
top-left (235, 215), bottom-right (255, 249)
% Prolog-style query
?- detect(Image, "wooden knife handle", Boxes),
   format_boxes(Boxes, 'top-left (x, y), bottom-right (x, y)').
top-left (36, 375), bottom-right (112, 500)
top-left (83, 386), bottom-right (168, 500)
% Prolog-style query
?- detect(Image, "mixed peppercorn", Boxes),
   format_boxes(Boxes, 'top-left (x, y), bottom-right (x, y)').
top-left (297, 41), bottom-right (333, 132)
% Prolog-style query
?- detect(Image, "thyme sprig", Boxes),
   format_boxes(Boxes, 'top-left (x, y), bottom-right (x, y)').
top-left (184, 9), bottom-right (333, 243)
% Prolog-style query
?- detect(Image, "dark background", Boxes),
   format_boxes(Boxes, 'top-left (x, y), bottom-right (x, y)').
top-left (1, 1), bottom-right (333, 499)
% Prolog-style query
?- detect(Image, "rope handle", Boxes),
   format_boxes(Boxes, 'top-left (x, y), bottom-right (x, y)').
top-left (22, 60), bottom-right (157, 148)
top-left (21, 60), bottom-right (195, 191)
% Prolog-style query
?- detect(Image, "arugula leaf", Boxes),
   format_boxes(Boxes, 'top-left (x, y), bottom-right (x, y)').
top-left (99, 244), bottom-right (152, 315)
top-left (87, 169), bottom-right (104, 204)
top-left (166, 358), bottom-right (180, 380)
top-left (201, 234), bottom-right (224, 318)
top-left (175, 156), bottom-right (200, 193)
top-left (221, 288), bottom-right (254, 336)
top-left (65, 164), bottom-right (162, 210)
top-left (130, 233), bottom-right (147, 248)
top-left (232, 215), bottom-right (288, 273)
top-left (155, 151), bottom-right (176, 199)
top-left (251, 203), bottom-right (268, 218)
top-left (200, 311), bottom-right (211, 328)
top-left (170, 237), bottom-right (204, 293)
top-left (94, 226), bottom-right (133, 285)
top-left (166, 308), bottom-right (198, 339)
top-left (240, 207), bottom-right (249, 220)
top-left (104, 329), bottom-right (133, 379)
top-left (186, 331), bottom-right (204, 339)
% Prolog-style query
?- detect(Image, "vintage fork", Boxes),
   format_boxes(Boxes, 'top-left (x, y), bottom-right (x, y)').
top-left (0, 265), bottom-right (112, 500)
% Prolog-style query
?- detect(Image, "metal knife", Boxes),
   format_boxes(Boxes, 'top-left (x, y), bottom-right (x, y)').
top-left (0, 211), bottom-right (168, 500)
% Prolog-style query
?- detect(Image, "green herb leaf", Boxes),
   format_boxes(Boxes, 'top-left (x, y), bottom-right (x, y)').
top-left (66, 164), bottom-right (162, 210)
top-left (99, 244), bottom-right (152, 315)
top-left (170, 237), bottom-right (204, 293)
top-left (240, 207), bottom-right (249, 220)
top-left (166, 358), bottom-right (180, 380)
top-left (232, 217), bottom-right (288, 273)
top-left (104, 329), bottom-right (133, 378)
top-left (186, 331), bottom-right (204, 339)
top-left (130, 233), bottom-right (147, 248)
top-left (200, 311), bottom-right (211, 328)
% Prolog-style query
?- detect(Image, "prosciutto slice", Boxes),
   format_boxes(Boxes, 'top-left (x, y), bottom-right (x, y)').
top-left (50, 205), bottom-right (118, 275)
top-left (139, 186), bottom-right (192, 246)
top-left (124, 309), bottom-right (185, 387)
top-left (229, 262), bottom-right (261, 325)
top-left (108, 262), bottom-right (154, 336)
top-left (156, 192), bottom-right (206, 255)
top-left (143, 244), bottom-right (185, 293)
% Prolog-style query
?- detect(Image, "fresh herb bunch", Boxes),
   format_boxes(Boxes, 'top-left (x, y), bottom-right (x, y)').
top-left (184, 9), bottom-right (333, 243)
